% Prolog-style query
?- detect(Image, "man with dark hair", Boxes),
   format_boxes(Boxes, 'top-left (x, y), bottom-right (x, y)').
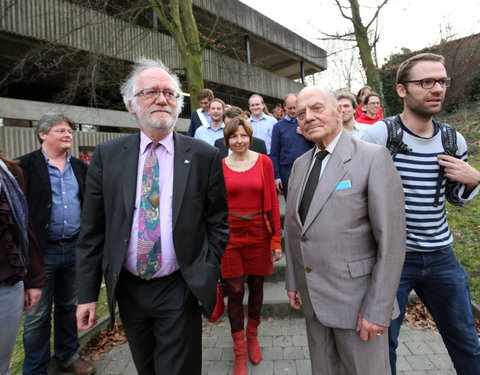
top-left (362, 52), bottom-right (480, 375)
top-left (194, 98), bottom-right (226, 146)
top-left (270, 93), bottom-right (313, 200)
top-left (337, 92), bottom-right (369, 138)
top-left (75, 58), bottom-right (229, 375)
top-left (187, 88), bottom-right (214, 137)
top-left (18, 113), bottom-right (92, 375)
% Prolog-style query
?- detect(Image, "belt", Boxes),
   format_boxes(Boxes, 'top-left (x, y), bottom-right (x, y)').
top-left (47, 234), bottom-right (79, 246)
top-left (229, 211), bottom-right (261, 220)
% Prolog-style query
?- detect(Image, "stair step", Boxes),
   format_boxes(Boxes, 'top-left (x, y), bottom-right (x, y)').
top-left (241, 281), bottom-right (303, 318)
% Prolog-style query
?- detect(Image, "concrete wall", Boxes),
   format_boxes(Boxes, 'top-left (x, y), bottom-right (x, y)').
top-left (0, 97), bottom-right (190, 159)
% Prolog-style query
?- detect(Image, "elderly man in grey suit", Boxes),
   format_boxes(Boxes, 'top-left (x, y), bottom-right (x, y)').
top-left (284, 86), bottom-right (406, 374)
top-left (75, 58), bottom-right (229, 375)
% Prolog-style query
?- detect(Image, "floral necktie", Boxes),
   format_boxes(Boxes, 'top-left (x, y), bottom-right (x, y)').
top-left (137, 142), bottom-right (162, 279)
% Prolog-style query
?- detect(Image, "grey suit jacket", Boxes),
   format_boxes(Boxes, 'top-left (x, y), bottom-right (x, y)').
top-left (285, 131), bottom-right (406, 329)
top-left (76, 132), bottom-right (229, 323)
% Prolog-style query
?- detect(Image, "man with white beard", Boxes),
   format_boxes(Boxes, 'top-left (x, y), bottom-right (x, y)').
top-left (75, 58), bottom-right (229, 375)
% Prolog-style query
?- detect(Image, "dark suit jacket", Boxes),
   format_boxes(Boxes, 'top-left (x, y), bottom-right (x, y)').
top-left (213, 137), bottom-right (268, 158)
top-left (17, 149), bottom-right (88, 251)
top-left (187, 111), bottom-right (203, 137)
top-left (75, 132), bottom-right (229, 322)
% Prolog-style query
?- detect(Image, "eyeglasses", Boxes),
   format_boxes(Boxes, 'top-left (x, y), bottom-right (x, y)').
top-left (401, 77), bottom-right (451, 89)
top-left (134, 88), bottom-right (180, 101)
top-left (52, 129), bottom-right (73, 135)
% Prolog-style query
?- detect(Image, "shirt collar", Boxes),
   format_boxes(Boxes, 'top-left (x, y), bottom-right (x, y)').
top-left (140, 131), bottom-right (174, 155)
top-left (285, 115), bottom-right (297, 122)
top-left (41, 148), bottom-right (71, 162)
top-left (208, 122), bottom-right (225, 130)
top-left (314, 129), bottom-right (343, 155)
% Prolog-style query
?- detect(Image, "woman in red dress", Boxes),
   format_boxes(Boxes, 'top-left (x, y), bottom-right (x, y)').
top-left (221, 118), bottom-right (282, 375)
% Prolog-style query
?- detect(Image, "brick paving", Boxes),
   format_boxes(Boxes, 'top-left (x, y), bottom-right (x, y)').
top-left (81, 317), bottom-right (455, 375)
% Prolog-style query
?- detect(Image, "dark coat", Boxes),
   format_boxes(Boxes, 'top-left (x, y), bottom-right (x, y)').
top-left (18, 149), bottom-right (88, 251)
top-left (75, 132), bottom-right (229, 323)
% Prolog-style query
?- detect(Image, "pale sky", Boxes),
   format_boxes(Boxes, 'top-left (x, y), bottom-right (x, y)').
top-left (239, 0), bottom-right (480, 90)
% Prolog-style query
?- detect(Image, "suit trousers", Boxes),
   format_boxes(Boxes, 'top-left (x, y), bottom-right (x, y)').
top-left (116, 269), bottom-right (202, 375)
top-left (305, 313), bottom-right (391, 375)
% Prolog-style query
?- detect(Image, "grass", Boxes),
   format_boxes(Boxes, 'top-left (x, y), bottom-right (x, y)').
top-left (446, 156), bottom-right (480, 305)
top-left (10, 286), bottom-right (109, 374)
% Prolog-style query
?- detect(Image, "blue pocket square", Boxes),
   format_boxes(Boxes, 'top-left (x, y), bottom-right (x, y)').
top-left (334, 180), bottom-right (352, 190)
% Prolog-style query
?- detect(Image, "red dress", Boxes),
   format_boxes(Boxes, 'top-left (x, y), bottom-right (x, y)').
top-left (221, 154), bottom-right (281, 278)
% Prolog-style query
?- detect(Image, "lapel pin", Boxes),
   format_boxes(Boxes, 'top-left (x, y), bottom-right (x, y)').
top-left (184, 160), bottom-right (190, 164)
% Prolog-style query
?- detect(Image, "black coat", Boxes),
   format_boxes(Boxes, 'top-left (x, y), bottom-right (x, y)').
top-left (18, 149), bottom-right (88, 251)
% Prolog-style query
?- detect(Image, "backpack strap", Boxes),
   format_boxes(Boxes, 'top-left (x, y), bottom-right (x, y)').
top-left (433, 121), bottom-right (458, 206)
top-left (384, 115), bottom-right (412, 158)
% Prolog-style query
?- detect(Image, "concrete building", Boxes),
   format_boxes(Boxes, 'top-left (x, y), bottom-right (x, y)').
top-left (0, 0), bottom-right (326, 159)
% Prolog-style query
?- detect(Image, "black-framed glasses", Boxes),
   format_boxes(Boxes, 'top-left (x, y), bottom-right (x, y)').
top-left (134, 88), bottom-right (180, 101)
top-left (401, 77), bottom-right (451, 89)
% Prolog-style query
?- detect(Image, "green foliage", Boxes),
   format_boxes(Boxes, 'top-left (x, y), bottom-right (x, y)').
top-left (446, 156), bottom-right (480, 304)
top-left (465, 64), bottom-right (480, 101)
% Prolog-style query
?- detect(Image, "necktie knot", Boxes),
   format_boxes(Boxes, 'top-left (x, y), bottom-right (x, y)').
top-left (316, 150), bottom-right (329, 161)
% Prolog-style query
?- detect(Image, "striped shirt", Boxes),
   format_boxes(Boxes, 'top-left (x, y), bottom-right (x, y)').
top-left (362, 116), bottom-right (479, 252)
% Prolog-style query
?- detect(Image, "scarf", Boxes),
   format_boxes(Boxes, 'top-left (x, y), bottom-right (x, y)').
top-left (0, 159), bottom-right (29, 270)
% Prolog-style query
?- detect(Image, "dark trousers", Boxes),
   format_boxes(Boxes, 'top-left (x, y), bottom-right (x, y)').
top-left (116, 269), bottom-right (202, 375)
top-left (279, 165), bottom-right (293, 200)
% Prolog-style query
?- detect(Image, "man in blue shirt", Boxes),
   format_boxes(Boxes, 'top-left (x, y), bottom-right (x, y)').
top-left (18, 113), bottom-right (93, 375)
top-left (194, 98), bottom-right (226, 146)
top-left (270, 93), bottom-right (314, 200)
top-left (248, 94), bottom-right (278, 154)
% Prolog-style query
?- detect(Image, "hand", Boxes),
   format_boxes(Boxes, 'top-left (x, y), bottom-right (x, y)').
top-left (356, 313), bottom-right (386, 341)
top-left (437, 155), bottom-right (480, 194)
top-left (271, 249), bottom-right (282, 262)
top-left (275, 179), bottom-right (283, 194)
top-left (77, 302), bottom-right (99, 330)
top-left (287, 290), bottom-right (302, 310)
top-left (296, 126), bottom-right (302, 135)
top-left (24, 288), bottom-right (42, 311)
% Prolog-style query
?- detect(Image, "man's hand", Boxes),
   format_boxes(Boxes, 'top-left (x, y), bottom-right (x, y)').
top-left (356, 313), bottom-right (386, 341)
top-left (275, 179), bottom-right (283, 194)
top-left (287, 291), bottom-right (302, 310)
top-left (24, 288), bottom-right (42, 311)
top-left (77, 302), bottom-right (99, 330)
top-left (438, 154), bottom-right (480, 195)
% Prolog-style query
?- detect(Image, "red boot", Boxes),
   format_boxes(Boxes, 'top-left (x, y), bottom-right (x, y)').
top-left (246, 317), bottom-right (262, 365)
top-left (232, 330), bottom-right (247, 375)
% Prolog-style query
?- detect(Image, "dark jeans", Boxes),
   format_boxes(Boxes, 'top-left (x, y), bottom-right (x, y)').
top-left (23, 240), bottom-right (79, 375)
top-left (279, 164), bottom-right (293, 201)
top-left (388, 246), bottom-right (480, 375)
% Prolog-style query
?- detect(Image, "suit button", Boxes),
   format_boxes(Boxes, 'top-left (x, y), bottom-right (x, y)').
top-left (113, 274), bottom-right (117, 281)
top-left (47, 203), bottom-right (52, 208)
top-left (124, 239), bottom-right (128, 246)
top-left (305, 267), bottom-right (313, 273)
top-left (300, 236), bottom-right (308, 242)
top-left (45, 224), bottom-right (49, 229)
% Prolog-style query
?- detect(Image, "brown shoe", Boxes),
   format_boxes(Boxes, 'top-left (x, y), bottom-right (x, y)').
top-left (61, 357), bottom-right (96, 375)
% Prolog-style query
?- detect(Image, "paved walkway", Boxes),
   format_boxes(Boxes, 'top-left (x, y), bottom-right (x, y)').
top-left (81, 317), bottom-right (455, 375)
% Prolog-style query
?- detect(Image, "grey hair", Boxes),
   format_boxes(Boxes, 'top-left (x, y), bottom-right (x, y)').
top-left (36, 112), bottom-right (75, 144)
top-left (120, 57), bottom-right (184, 118)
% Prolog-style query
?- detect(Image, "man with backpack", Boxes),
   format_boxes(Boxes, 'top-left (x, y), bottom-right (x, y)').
top-left (362, 53), bottom-right (480, 375)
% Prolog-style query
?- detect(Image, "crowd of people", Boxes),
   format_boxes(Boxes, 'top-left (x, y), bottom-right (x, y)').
top-left (1, 51), bottom-right (480, 375)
